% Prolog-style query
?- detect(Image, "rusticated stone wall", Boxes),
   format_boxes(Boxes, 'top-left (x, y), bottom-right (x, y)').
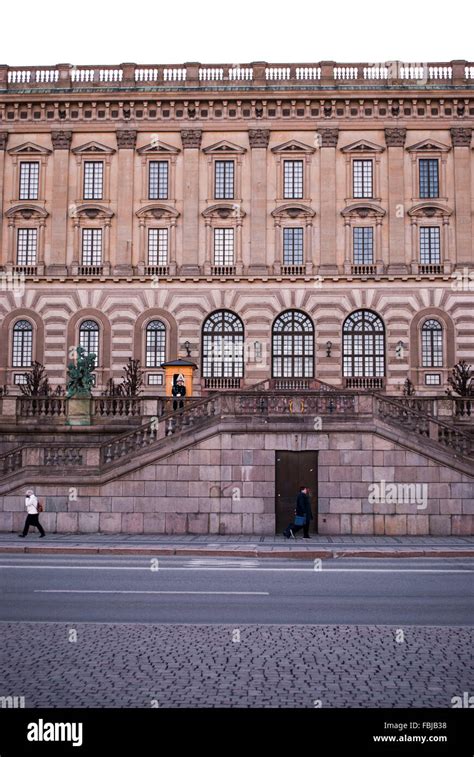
top-left (0, 431), bottom-right (472, 535)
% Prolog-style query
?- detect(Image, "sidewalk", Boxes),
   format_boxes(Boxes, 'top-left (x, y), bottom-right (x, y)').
top-left (0, 533), bottom-right (472, 559)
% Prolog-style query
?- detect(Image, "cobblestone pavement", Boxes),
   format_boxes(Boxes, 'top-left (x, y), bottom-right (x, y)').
top-left (1, 623), bottom-right (472, 708)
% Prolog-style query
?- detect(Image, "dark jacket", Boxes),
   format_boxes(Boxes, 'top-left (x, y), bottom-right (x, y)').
top-left (295, 491), bottom-right (313, 521)
top-left (172, 383), bottom-right (186, 398)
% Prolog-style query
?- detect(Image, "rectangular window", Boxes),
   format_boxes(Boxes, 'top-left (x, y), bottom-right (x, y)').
top-left (12, 330), bottom-right (32, 368)
top-left (215, 160), bottom-right (234, 199)
top-left (149, 161), bottom-right (169, 200)
top-left (147, 374), bottom-right (164, 386)
top-left (17, 228), bottom-right (38, 265)
top-left (81, 229), bottom-right (103, 265)
top-left (19, 162), bottom-right (39, 200)
top-left (353, 227), bottom-right (374, 264)
top-left (283, 160), bottom-right (303, 199)
top-left (213, 228), bottom-right (234, 265)
top-left (148, 228), bottom-right (169, 266)
top-left (419, 227), bottom-right (440, 264)
top-left (83, 161), bottom-right (104, 200)
top-left (419, 159), bottom-right (439, 198)
top-left (353, 159), bottom-right (373, 198)
top-left (425, 373), bottom-right (441, 385)
top-left (283, 228), bottom-right (304, 265)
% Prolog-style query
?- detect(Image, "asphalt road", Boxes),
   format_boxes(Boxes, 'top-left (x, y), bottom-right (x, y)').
top-left (1, 554), bottom-right (473, 625)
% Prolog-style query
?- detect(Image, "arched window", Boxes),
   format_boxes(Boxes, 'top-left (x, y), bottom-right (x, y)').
top-left (79, 320), bottom-right (99, 361)
top-left (272, 310), bottom-right (314, 378)
top-left (12, 319), bottom-right (33, 367)
top-left (343, 310), bottom-right (385, 377)
top-left (202, 311), bottom-right (244, 379)
top-left (146, 320), bottom-right (166, 367)
top-left (421, 319), bottom-right (443, 367)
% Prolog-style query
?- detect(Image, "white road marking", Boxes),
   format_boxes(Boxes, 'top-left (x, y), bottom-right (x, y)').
top-left (0, 564), bottom-right (472, 573)
top-left (34, 589), bottom-right (270, 596)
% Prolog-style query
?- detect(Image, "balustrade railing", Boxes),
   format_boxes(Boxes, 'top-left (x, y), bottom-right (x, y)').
top-left (376, 395), bottom-right (472, 457)
top-left (17, 396), bottom-right (67, 418)
top-left (43, 448), bottom-right (84, 466)
top-left (0, 447), bottom-right (22, 475)
top-left (94, 396), bottom-right (142, 418)
top-left (1, 61), bottom-right (471, 91)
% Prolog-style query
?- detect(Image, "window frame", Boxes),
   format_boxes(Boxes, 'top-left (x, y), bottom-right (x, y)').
top-left (202, 310), bottom-right (244, 379)
top-left (12, 319), bottom-right (34, 368)
top-left (272, 310), bottom-right (314, 379)
top-left (421, 319), bottom-right (443, 368)
top-left (342, 310), bottom-right (385, 379)
top-left (19, 161), bottom-right (40, 201)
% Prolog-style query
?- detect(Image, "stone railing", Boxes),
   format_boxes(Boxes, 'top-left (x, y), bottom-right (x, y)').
top-left (376, 395), bottom-right (472, 457)
top-left (0, 446), bottom-right (22, 475)
top-left (1, 61), bottom-right (472, 91)
top-left (219, 391), bottom-right (360, 417)
top-left (17, 395), bottom-right (67, 419)
top-left (396, 396), bottom-right (473, 421)
top-left (94, 396), bottom-right (142, 418)
top-left (101, 394), bottom-right (220, 465)
top-left (1, 390), bottom-right (472, 486)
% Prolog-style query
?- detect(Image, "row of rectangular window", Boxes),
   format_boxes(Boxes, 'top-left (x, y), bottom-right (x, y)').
top-left (16, 158), bottom-right (442, 201)
top-left (13, 225), bottom-right (442, 267)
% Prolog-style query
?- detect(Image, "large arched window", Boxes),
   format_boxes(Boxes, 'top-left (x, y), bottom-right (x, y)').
top-left (421, 319), bottom-right (443, 367)
top-left (146, 320), bottom-right (166, 367)
top-left (343, 310), bottom-right (385, 378)
top-left (202, 311), bottom-right (244, 379)
top-left (79, 320), bottom-right (99, 361)
top-left (12, 319), bottom-right (33, 367)
top-left (272, 310), bottom-right (314, 378)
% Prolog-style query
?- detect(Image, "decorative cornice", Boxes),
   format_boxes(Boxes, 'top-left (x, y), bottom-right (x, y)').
top-left (0, 132), bottom-right (9, 151)
top-left (384, 128), bottom-right (407, 147)
top-left (406, 138), bottom-right (450, 153)
top-left (318, 129), bottom-right (339, 148)
top-left (271, 139), bottom-right (316, 154)
top-left (340, 139), bottom-right (384, 154)
top-left (8, 141), bottom-right (52, 156)
top-left (181, 129), bottom-right (203, 149)
top-left (248, 129), bottom-right (270, 148)
top-left (116, 130), bottom-right (137, 149)
top-left (72, 140), bottom-right (116, 155)
top-left (51, 130), bottom-right (72, 150)
top-left (450, 127), bottom-right (472, 147)
top-left (203, 139), bottom-right (247, 155)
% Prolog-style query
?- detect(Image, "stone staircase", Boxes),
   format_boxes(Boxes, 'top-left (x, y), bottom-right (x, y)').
top-left (0, 387), bottom-right (472, 495)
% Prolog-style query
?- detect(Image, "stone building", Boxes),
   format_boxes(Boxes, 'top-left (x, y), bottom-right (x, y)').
top-left (0, 60), bottom-right (472, 536)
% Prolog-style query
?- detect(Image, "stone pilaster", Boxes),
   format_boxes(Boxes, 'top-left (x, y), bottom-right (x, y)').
top-left (0, 132), bottom-right (8, 269)
top-left (248, 129), bottom-right (270, 274)
top-left (50, 131), bottom-right (72, 275)
top-left (318, 129), bottom-right (339, 274)
top-left (385, 128), bottom-right (408, 274)
top-left (114, 130), bottom-right (137, 275)
top-left (450, 128), bottom-right (472, 267)
top-left (180, 130), bottom-right (202, 274)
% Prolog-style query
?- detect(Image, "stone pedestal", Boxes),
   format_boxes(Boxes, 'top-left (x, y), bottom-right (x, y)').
top-left (66, 397), bottom-right (92, 426)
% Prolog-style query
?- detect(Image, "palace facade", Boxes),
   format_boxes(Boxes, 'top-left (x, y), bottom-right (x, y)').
top-left (0, 61), bottom-right (472, 536)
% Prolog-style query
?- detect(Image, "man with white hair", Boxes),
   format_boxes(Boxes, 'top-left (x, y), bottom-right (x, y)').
top-left (18, 488), bottom-right (45, 538)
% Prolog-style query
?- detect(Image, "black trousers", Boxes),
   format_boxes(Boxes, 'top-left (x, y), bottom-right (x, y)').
top-left (285, 519), bottom-right (310, 538)
top-left (22, 514), bottom-right (45, 537)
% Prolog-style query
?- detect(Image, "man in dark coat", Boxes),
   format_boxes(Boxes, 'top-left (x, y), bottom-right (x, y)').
top-left (172, 374), bottom-right (186, 411)
top-left (283, 486), bottom-right (313, 539)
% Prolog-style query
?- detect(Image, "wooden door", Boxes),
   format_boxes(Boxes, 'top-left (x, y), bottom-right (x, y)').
top-left (275, 451), bottom-right (318, 533)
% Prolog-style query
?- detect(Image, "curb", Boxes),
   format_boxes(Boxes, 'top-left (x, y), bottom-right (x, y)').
top-left (0, 546), bottom-right (473, 559)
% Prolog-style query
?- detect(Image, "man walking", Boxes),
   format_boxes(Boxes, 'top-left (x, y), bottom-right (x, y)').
top-left (283, 486), bottom-right (313, 539)
top-left (18, 489), bottom-right (45, 538)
